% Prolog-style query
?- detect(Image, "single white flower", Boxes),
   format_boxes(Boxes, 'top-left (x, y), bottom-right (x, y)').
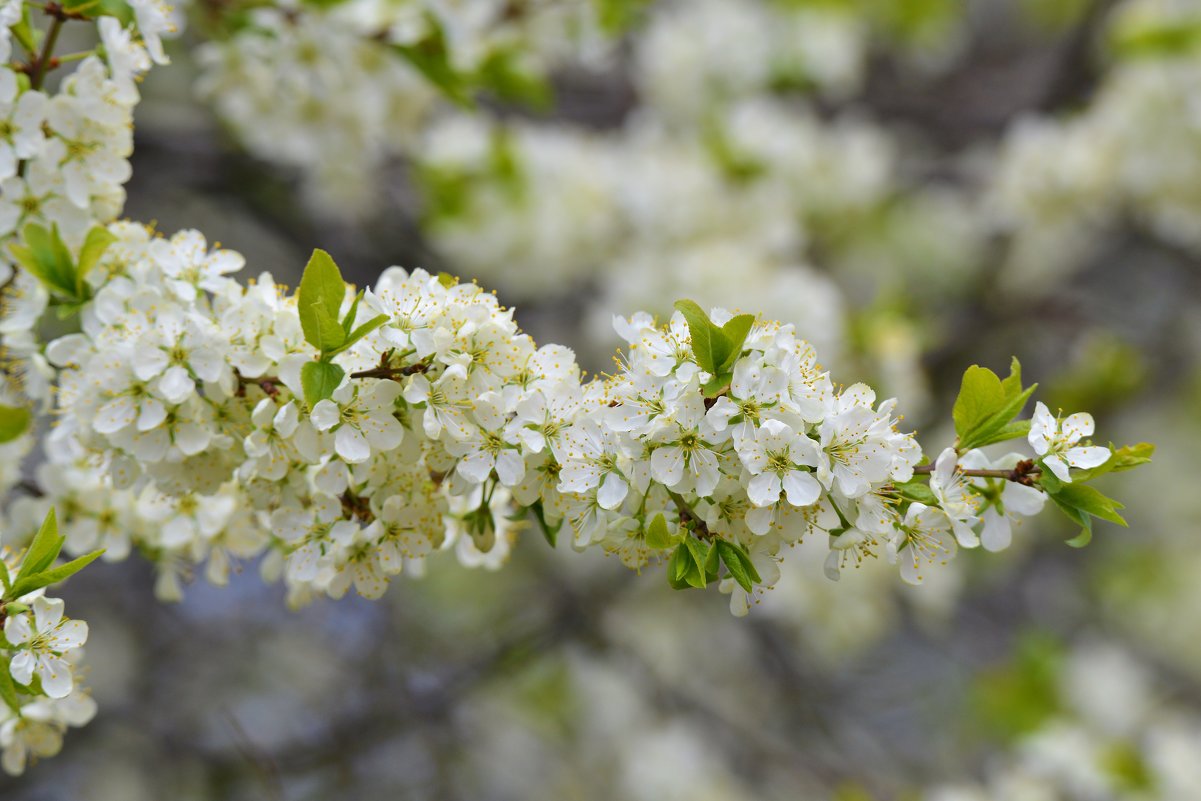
top-left (4, 598), bottom-right (88, 699)
top-left (1028, 401), bottom-right (1110, 483)
top-left (888, 503), bottom-right (956, 585)
top-left (929, 447), bottom-right (982, 548)
top-left (737, 418), bottom-right (821, 508)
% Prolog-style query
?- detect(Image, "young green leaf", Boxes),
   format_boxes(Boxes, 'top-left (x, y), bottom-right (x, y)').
top-left (9, 223), bottom-right (78, 299)
top-left (953, 359), bottom-right (1038, 450)
top-left (892, 477), bottom-right (939, 505)
top-left (0, 404), bottom-right (32, 444)
top-left (716, 313), bottom-right (755, 373)
top-left (328, 314), bottom-right (390, 357)
top-left (683, 537), bottom-right (712, 588)
top-left (674, 299), bottom-right (718, 375)
top-left (667, 543), bottom-right (703, 589)
top-left (298, 249), bottom-right (347, 351)
top-left (529, 500), bottom-right (560, 548)
top-left (75, 225), bottom-right (117, 295)
top-left (645, 513), bottom-right (672, 550)
top-left (953, 365), bottom-right (1006, 442)
top-left (15, 509), bottom-right (63, 587)
top-left (8, 550), bottom-right (104, 600)
top-left (0, 656), bottom-right (22, 715)
top-left (1051, 484), bottom-right (1127, 527)
top-left (1107, 442), bottom-right (1155, 473)
top-left (301, 360), bottom-right (346, 408)
top-left (703, 537), bottom-right (720, 578)
top-left (716, 540), bottom-right (761, 593)
top-left (340, 290), bottom-right (363, 338)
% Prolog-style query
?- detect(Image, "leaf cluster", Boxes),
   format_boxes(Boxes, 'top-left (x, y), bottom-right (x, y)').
top-left (297, 250), bottom-right (388, 408)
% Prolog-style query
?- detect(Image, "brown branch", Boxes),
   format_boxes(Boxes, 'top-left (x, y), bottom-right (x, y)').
top-left (235, 371), bottom-right (282, 399)
top-left (912, 458), bottom-right (1041, 486)
top-left (349, 351), bottom-right (430, 381)
top-left (668, 490), bottom-right (716, 540)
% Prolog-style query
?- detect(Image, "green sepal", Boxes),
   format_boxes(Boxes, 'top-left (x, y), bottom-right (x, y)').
top-left (301, 360), bottom-right (345, 409)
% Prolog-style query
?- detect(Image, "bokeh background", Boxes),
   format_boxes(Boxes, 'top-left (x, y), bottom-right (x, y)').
top-left (6, 0), bottom-right (1201, 798)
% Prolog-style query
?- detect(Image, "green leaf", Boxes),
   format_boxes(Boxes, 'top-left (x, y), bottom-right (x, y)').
top-left (716, 540), bottom-right (761, 593)
top-left (0, 656), bottom-right (22, 715)
top-left (75, 225), bottom-right (117, 296)
top-left (892, 478), bottom-right (938, 505)
top-left (8, 550), bottom-right (104, 600)
top-left (674, 299), bottom-right (718, 375)
top-left (301, 360), bottom-right (345, 409)
top-left (1064, 523), bottom-right (1093, 548)
top-left (645, 513), bottom-right (672, 550)
top-left (0, 405), bottom-right (32, 444)
top-left (683, 538), bottom-right (712, 588)
top-left (703, 537), bottom-right (720, 578)
top-left (298, 249), bottom-right (347, 352)
top-left (716, 314), bottom-right (755, 373)
top-left (341, 290), bottom-right (363, 338)
top-left (972, 419), bottom-right (1031, 449)
top-left (529, 501), bottom-right (560, 548)
top-left (1108, 442), bottom-right (1154, 473)
top-left (953, 365), bottom-right (1006, 442)
top-left (328, 314), bottom-right (390, 357)
top-left (14, 510), bottom-right (63, 588)
top-left (667, 544), bottom-right (698, 589)
top-left (10, 223), bottom-right (78, 299)
top-left (1052, 484), bottom-right (1127, 527)
top-left (953, 359), bottom-right (1038, 451)
top-left (702, 373), bottom-right (733, 399)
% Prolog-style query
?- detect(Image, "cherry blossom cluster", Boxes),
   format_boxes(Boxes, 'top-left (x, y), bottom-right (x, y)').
top-left (24, 221), bottom-right (1142, 621)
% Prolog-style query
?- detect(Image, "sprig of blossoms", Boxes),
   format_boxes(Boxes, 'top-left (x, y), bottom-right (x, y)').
top-left (0, 511), bottom-right (100, 776)
top-left (8, 228), bottom-right (1146, 623)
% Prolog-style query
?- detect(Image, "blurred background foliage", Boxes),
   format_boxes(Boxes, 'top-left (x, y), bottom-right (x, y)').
top-left (6, 0), bottom-right (1201, 798)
